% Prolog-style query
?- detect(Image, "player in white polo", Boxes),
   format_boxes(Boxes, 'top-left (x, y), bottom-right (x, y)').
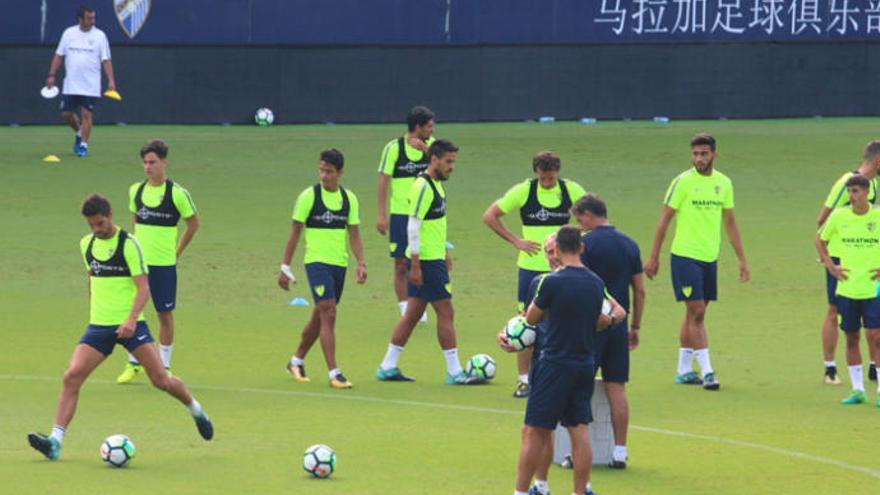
top-left (45, 5), bottom-right (117, 158)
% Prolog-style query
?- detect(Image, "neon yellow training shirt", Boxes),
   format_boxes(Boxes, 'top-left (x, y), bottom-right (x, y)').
top-left (378, 136), bottom-right (436, 215)
top-left (664, 167), bottom-right (734, 263)
top-left (292, 185), bottom-right (360, 267)
top-left (822, 171), bottom-right (879, 257)
top-left (79, 229), bottom-right (148, 326)
top-left (128, 181), bottom-right (197, 266)
top-left (820, 206), bottom-right (880, 300)
top-left (495, 179), bottom-right (586, 271)
top-left (407, 175), bottom-right (447, 261)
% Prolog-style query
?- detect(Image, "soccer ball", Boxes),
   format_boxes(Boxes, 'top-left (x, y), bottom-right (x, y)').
top-left (503, 315), bottom-right (537, 351)
top-left (466, 353), bottom-right (497, 380)
top-left (303, 444), bottom-right (336, 478)
top-left (100, 434), bottom-right (135, 468)
top-left (254, 107), bottom-right (275, 126)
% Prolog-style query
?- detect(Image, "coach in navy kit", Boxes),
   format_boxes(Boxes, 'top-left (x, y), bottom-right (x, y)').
top-left (511, 226), bottom-right (627, 495)
top-left (573, 193), bottom-right (645, 470)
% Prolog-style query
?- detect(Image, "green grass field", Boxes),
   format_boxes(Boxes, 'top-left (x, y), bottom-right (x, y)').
top-left (2, 119), bottom-right (880, 494)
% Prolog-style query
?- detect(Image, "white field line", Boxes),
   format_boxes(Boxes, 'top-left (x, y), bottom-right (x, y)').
top-left (3, 373), bottom-right (879, 479)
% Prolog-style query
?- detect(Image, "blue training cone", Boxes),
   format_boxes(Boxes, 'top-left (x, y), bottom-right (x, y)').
top-left (289, 297), bottom-right (310, 307)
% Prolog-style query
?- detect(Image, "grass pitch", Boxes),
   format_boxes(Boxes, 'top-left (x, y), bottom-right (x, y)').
top-left (2, 119), bottom-right (880, 494)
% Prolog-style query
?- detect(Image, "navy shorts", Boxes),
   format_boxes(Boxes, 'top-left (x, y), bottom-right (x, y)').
top-left (595, 322), bottom-right (629, 382)
top-left (79, 321), bottom-right (154, 356)
top-left (389, 214), bottom-right (409, 258)
top-left (517, 268), bottom-right (546, 311)
top-left (305, 262), bottom-right (346, 304)
top-left (525, 359), bottom-right (595, 430)
top-left (407, 259), bottom-right (451, 302)
top-left (671, 254), bottom-right (717, 302)
top-left (148, 265), bottom-right (177, 313)
top-left (837, 296), bottom-right (880, 332)
top-left (60, 94), bottom-right (97, 112)
top-left (825, 256), bottom-right (841, 306)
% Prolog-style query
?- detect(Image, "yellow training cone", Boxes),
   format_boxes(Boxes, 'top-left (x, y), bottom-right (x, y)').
top-left (103, 89), bottom-right (122, 101)
top-left (42, 154), bottom-right (61, 163)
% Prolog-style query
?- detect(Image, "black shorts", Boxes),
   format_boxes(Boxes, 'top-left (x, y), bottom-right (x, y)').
top-left (79, 321), bottom-right (154, 356)
top-left (148, 265), bottom-right (177, 313)
top-left (305, 262), bottom-right (346, 304)
top-left (517, 268), bottom-right (546, 312)
top-left (837, 296), bottom-right (880, 332)
top-left (389, 214), bottom-right (409, 258)
top-left (671, 254), bottom-right (717, 302)
top-left (60, 94), bottom-right (97, 112)
top-left (595, 323), bottom-right (629, 382)
top-left (525, 359), bottom-right (595, 430)
top-left (825, 256), bottom-right (841, 306)
top-left (407, 259), bottom-right (452, 302)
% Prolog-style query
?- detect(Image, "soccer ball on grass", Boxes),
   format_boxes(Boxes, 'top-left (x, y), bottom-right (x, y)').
top-left (303, 444), bottom-right (336, 478)
top-left (100, 434), bottom-right (135, 467)
top-left (466, 353), bottom-right (497, 380)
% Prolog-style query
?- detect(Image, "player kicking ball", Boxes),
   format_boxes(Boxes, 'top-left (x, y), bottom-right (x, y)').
top-left (28, 194), bottom-right (212, 461)
top-left (816, 174), bottom-right (880, 406)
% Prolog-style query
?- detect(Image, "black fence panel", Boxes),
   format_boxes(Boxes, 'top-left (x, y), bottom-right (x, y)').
top-left (2, 42), bottom-right (878, 125)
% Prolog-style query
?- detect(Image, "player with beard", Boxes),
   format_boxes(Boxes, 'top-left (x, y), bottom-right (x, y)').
top-left (644, 133), bottom-right (749, 391)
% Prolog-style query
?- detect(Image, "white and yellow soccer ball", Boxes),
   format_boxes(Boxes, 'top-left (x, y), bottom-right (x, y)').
top-left (100, 434), bottom-right (135, 468)
top-left (254, 107), bottom-right (275, 126)
top-left (303, 444), bottom-right (336, 478)
top-left (466, 353), bottom-right (497, 380)
top-left (503, 315), bottom-right (537, 351)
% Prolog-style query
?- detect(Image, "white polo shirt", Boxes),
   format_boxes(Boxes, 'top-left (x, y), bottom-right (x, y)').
top-left (55, 25), bottom-right (111, 97)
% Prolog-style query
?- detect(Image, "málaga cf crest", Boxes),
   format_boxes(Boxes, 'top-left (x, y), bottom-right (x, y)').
top-left (114, 0), bottom-right (151, 39)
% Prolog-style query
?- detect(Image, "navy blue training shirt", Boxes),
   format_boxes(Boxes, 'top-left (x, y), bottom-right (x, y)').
top-left (532, 266), bottom-right (606, 365)
top-left (580, 225), bottom-right (643, 312)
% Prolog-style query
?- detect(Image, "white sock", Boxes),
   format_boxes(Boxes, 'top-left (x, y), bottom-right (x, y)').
top-left (81, 142), bottom-right (88, 148)
top-left (613, 445), bottom-right (627, 461)
top-left (849, 365), bottom-right (865, 392)
top-left (514, 491), bottom-right (529, 495)
top-left (677, 348), bottom-right (694, 375)
top-left (50, 425), bottom-right (65, 444)
top-left (872, 361), bottom-right (877, 367)
top-left (75, 130), bottom-right (81, 138)
top-left (534, 479), bottom-right (549, 493)
top-left (290, 356), bottom-right (304, 366)
top-left (443, 348), bottom-right (463, 376)
top-left (160, 345), bottom-right (173, 369)
top-left (380, 344), bottom-right (404, 370)
top-left (694, 348), bottom-right (713, 375)
top-left (587, 482), bottom-right (593, 493)
top-left (328, 368), bottom-right (341, 379)
top-left (518, 373), bottom-right (529, 384)
top-left (186, 398), bottom-right (203, 417)
top-left (128, 352), bottom-right (140, 366)
top-left (824, 360), bottom-right (836, 368)
top-left (398, 300), bottom-right (407, 316)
